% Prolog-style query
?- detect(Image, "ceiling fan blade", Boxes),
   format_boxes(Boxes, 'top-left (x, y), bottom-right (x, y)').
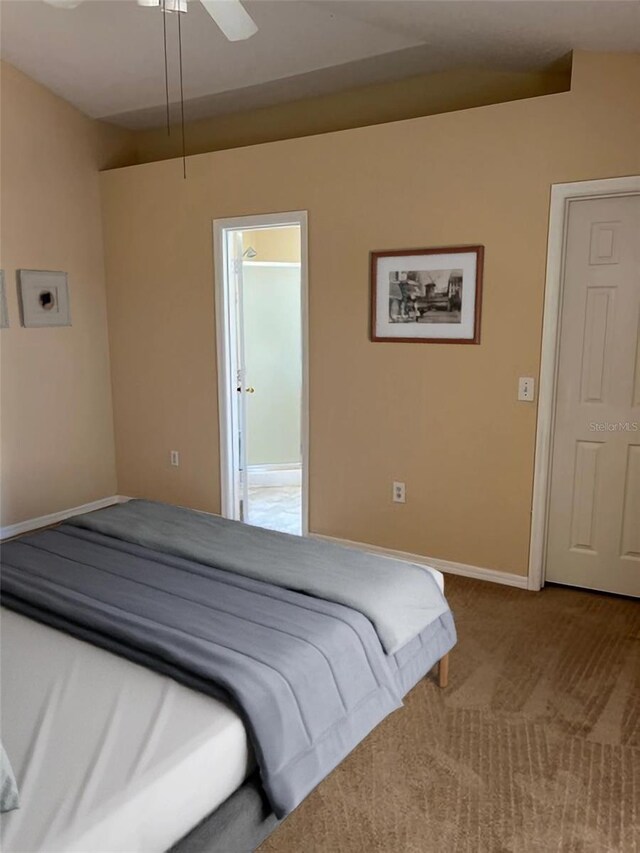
top-left (42, 0), bottom-right (85, 7)
top-left (199, 0), bottom-right (257, 41)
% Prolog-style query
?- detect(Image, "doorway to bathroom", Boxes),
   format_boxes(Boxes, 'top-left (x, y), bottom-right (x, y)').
top-left (214, 211), bottom-right (308, 535)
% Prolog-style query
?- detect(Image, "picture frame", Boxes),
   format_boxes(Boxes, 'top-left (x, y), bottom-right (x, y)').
top-left (17, 269), bottom-right (71, 328)
top-left (370, 245), bottom-right (484, 343)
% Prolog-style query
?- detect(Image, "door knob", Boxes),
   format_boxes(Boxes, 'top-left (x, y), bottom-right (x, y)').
top-left (237, 386), bottom-right (255, 394)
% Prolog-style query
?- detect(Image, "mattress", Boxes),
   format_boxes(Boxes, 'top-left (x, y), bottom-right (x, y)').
top-left (0, 609), bottom-right (253, 853)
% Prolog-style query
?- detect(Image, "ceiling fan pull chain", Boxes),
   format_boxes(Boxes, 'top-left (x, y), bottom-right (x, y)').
top-left (177, 7), bottom-right (187, 179)
top-left (162, 0), bottom-right (171, 137)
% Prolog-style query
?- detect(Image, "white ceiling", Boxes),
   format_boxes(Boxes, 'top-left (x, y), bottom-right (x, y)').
top-left (1, 0), bottom-right (639, 129)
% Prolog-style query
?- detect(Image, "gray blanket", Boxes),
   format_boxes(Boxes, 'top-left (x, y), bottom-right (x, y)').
top-left (0, 744), bottom-right (20, 814)
top-left (68, 500), bottom-right (449, 655)
top-left (0, 525), bottom-right (403, 817)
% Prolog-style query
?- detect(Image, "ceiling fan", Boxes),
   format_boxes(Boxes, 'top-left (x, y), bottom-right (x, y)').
top-left (42, 0), bottom-right (258, 177)
top-left (42, 0), bottom-right (258, 42)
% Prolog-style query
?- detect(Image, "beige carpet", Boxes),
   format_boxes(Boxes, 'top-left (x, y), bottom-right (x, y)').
top-left (259, 576), bottom-right (640, 853)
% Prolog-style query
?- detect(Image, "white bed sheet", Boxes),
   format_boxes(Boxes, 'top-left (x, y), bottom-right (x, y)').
top-left (0, 609), bottom-right (252, 853)
top-left (423, 565), bottom-right (444, 593)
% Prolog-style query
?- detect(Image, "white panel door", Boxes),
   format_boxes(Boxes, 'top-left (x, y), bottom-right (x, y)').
top-left (233, 231), bottom-right (250, 523)
top-left (546, 195), bottom-right (640, 596)
top-left (224, 229), bottom-right (250, 522)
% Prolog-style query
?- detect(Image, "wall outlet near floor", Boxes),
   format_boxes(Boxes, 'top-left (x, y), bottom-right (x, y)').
top-left (170, 450), bottom-right (180, 467)
top-left (518, 377), bottom-right (535, 402)
top-left (392, 481), bottom-right (406, 503)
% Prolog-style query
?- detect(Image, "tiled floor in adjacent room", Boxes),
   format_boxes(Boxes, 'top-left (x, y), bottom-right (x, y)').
top-left (247, 486), bottom-right (302, 535)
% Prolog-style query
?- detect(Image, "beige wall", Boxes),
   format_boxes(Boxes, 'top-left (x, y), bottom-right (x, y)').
top-left (242, 227), bottom-right (300, 263)
top-left (0, 61), bottom-right (135, 526)
top-left (100, 52), bottom-right (640, 575)
top-left (135, 65), bottom-right (569, 163)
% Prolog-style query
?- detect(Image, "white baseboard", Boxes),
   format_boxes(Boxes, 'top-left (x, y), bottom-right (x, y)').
top-left (0, 495), bottom-right (128, 541)
top-left (248, 464), bottom-right (302, 487)
top-left (311, 533), bottom-right (529, 589)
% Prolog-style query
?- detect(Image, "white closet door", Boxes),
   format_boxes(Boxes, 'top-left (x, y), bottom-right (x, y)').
top-left (546, 194), bottom-right (640, 596)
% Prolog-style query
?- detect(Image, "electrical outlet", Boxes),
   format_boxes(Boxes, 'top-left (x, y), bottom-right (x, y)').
top-left (170, 450), bottom-right (180, 467)
top-left (393, 481), bottom-right (406, 503)
top-left (518, 377), bottom-right (535, 402)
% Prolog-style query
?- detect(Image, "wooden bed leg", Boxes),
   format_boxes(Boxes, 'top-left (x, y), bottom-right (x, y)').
top-left (438, 653), bottom-right (449, 689)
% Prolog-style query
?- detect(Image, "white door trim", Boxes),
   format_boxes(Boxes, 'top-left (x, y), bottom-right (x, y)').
top-left (213, 210), bottom-right (310, 535)
top-left (528, 175), bottom-right (640, 591)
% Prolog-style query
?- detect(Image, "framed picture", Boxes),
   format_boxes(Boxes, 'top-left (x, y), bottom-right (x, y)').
top-left (370, 245), bottom-right (484, 343)
top-left (17, 269), bottom-right (71, 328)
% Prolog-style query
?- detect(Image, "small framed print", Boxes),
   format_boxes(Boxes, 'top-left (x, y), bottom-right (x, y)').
top-left (18, 270), bottom-right (71, 328)
top-left (370, 245), bottom-right (484, 343)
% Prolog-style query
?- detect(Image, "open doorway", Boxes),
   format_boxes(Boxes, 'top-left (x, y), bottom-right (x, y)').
top-left (214, 211), bottom-right (308, 535)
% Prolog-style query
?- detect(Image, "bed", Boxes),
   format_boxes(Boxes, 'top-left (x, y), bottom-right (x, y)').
top-left (0, 500), bottom-right (456, 852)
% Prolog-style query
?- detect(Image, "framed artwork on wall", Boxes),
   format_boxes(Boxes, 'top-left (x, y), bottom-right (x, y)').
top-left (370, 245), bottom-right (484, 343)
top-left (18, 270), bottom-right (71, 328)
